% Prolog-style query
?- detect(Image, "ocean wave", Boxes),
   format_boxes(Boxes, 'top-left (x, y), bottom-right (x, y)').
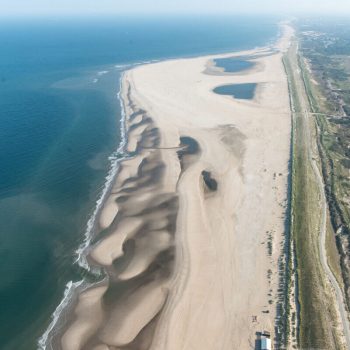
top-left (115, 59), bottom-right (159, 71)
top-left (37, 280), bottom-right (84, 350)
top-left (115, 64), bottom-right (131, 69)
top-left (134, 59), bottom-right (160, 66)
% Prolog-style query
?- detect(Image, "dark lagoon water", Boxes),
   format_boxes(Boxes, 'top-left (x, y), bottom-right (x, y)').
top-left (213, 83), bottom-right (257, 99)
top-left (214, 57), bottom-right (255, 73)
top-left (0, 15), bottom-right (279, 349)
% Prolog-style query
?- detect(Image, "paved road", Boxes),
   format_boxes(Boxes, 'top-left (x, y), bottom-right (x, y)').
top-left (292, 44), bottom-right (350, 348)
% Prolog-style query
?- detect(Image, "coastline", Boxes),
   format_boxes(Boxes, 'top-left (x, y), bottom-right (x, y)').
top-left (37, 72), bottom-right (129, 349)
top-left (39, 24), bottom-right (293, 350)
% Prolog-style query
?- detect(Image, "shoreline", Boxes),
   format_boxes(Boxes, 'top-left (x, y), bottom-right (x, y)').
top-left (37, 72), bottom-right (130, 350)
top-left (39, 24), bottom-right (293, 349)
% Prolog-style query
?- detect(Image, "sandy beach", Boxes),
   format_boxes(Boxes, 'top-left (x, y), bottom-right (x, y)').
top-left (58, 25), bottom-right (293, 349)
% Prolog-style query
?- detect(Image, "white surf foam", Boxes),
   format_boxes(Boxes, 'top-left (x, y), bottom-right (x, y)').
top-left (115, 64), bottom-right (131, 69)
top-left (115, 59), bottom-right (159, 71)
top-left (97, 70), bottom-right (109, 76)
top-left (75, 72), bottom-right (128, 271)
top-left (37, 280), bottom-right (84, 350)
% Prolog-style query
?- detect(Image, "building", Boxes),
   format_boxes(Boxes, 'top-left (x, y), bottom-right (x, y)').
top-left (261, 336), bottom-right (272, 350)
top-left (261, 331), bottom-right (272, 350)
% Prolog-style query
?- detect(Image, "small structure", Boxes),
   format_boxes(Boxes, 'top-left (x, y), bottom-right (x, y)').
top-left (260, 331), bottom-right (272, 350)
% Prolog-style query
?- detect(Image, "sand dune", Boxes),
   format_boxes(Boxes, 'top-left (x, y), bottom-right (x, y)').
top-left (58, 24), bottom-right (293, 349)
top-left (61, 286), bottom-right (108, 350)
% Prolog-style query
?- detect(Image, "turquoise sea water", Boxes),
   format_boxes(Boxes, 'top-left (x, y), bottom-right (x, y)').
top-left (0, 16), bottom-right (279, 349)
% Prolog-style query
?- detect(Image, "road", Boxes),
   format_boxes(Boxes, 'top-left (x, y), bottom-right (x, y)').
top-left (292, 44), bottom-right (350, 348)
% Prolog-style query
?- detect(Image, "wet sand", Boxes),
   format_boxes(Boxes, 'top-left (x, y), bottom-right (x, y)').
top-left (58, 25), bottom-right (293, 349)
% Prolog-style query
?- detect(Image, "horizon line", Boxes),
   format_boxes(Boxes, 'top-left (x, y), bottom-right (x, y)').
top-left (0, 11), bottom-right (349, 18)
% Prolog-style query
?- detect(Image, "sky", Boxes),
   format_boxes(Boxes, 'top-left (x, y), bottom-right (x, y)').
top-left (1, 0), bottom-right (350, 16)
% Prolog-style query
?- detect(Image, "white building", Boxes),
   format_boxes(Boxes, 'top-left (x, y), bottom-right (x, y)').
top-left (261, 336), bottom-right (272, 350)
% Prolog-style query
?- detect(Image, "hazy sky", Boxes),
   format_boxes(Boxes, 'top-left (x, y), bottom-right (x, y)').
top-left (1, 0), bottom-right (350, 16)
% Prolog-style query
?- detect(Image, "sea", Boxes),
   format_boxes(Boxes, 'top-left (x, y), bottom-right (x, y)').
top-left (0, 15), bottom-right (280, 349)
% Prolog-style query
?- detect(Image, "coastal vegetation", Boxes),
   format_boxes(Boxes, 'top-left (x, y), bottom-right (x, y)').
top-left (284, 36), bottom-right (345, 349)
top-left (298, 20), bottom-right (350, 314)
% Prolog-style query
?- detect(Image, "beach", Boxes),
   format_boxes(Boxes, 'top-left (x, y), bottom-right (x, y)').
top-left (58, 24), bottom-right (293, 349)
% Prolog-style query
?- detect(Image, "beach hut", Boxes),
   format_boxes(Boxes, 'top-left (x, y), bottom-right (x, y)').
top-left (261, 333), bottom-right (272, 350)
